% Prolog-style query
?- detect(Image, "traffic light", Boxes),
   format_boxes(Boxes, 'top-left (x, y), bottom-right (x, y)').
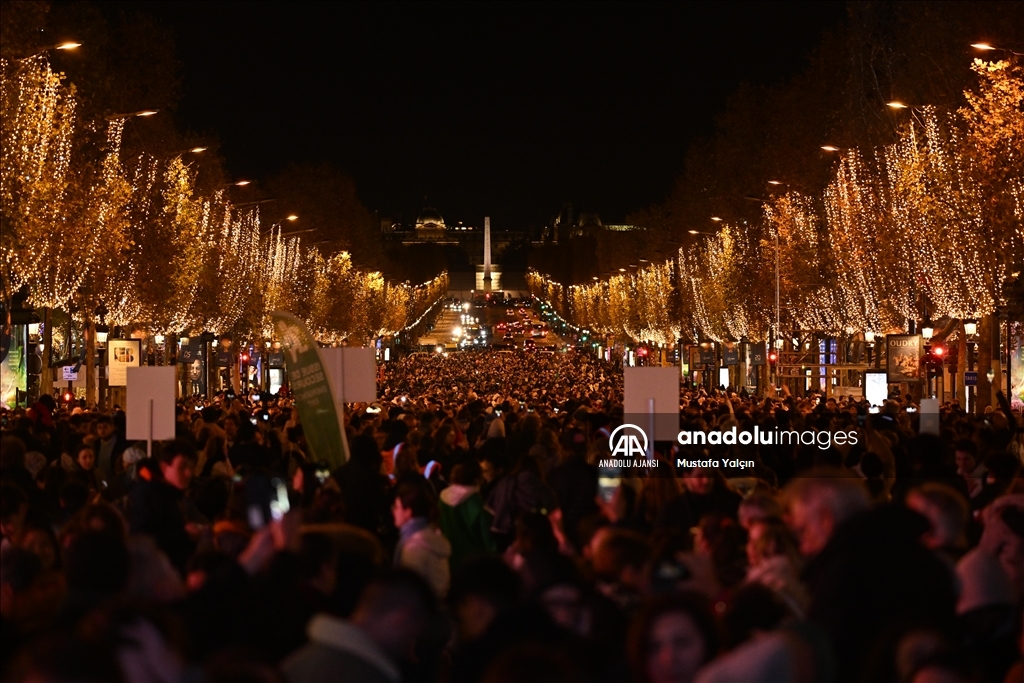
top-left (944, 344), bottom-right (959, 367)
top-left (768, 350), bottom-right (779, 370)
top-left (924, 343), bottom-right (946, 377)
top-left (62, 391), bottom-right (74, 404)
top-left (240, 352), bottom-right (250, 364)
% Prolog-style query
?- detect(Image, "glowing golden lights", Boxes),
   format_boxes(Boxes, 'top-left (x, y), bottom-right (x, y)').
top-left (528, 57), bottom-right (1023, 345)
top-left (55, 42), bottom-right (82, 50)
top-left (0, 53), bottom-right (446, 345)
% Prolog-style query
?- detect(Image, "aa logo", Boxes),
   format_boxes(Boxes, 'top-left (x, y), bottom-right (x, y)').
top-left (608, 424), bottom-right (648, 457)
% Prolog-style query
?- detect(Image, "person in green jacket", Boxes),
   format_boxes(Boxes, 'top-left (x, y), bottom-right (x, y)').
top-left (439, 460), bottom-right (497, 569)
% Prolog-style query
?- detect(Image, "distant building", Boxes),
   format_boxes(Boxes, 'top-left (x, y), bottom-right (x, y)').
top-left (545, 204), bottom-right (642, 241)
top-left (414, 206), bottom-right (447, 236)
top-left (381, 205), bottom-right (528, 269)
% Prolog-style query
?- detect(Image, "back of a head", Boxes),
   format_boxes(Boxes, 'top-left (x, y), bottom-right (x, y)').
top-left (450, 556), bottom-right (521, 610)
top-left (785, 468), bottom-right (869, 526)
top-left (6, 635), bottom-right (123, 683)
top-left (482, 643), bottom-right (578, 683)
top-left (1, 546), bottom-right (43, 595)
top-left (0, 435), bottom-right (27, 470)
top-left (64, 530), bottom-right (129, 598)
top-left (353, 569), bottom-right (437, 637)
top-left (592, 528), bottom-right (652, 581)
top-left (451, 459), bottom-right (482, 487)
top-left (349, 432), bottom-right (382, 467)
top-left (157, 438), bottom-right (196, 465)
top-left (0, 482), bottom-right (28, 520)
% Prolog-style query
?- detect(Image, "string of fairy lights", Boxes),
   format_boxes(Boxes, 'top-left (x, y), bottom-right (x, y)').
top-left (529, 57), bottom-right (1023, 345)
top-left (1, 54), bottom-right (448, 344)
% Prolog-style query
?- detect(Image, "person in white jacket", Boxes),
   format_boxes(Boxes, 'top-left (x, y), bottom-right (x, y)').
top-left (392, 479), bottom-right (452, 598)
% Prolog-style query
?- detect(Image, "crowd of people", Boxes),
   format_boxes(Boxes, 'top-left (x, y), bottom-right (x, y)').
top-left (1, 345), bottom-right (1022, 683)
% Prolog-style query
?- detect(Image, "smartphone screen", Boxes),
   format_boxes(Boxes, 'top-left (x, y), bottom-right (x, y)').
top-left (597, 464), bottom-right (622, 503)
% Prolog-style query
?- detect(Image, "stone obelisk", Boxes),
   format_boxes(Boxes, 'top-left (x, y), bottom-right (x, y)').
top-left (483, 216), bottom-right (492, 291)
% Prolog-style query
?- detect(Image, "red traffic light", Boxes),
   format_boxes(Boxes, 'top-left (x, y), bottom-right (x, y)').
top-left (240, 353), bottom-right (249, 363)
top-left (768, 351), bottom-right (778, 362)
top-left (63, 392), bottom-right (73, 403)
top-left (932, 346), bottom-right (945, 357)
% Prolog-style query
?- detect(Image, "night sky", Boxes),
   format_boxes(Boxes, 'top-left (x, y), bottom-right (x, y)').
top-left (116, 1), bottom-right (847, 228)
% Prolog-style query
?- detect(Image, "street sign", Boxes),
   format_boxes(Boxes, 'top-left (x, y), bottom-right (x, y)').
top-left (698, 347), bottom-right (715, 364)
top-left (62, 366), bottom-right (79, 381)
top-left (964, 371), bottom-right (978, 387)
top-left (624, 366), bottom-right (679, 442)
top-left (126, 366), bottom-right (177, 457)
top-left (749, 345), bottom-right (766, 366)
top-left (320, 347), bottom-right (377, 403)
top-left (724, 348), bottom-right (739, 366)
top-left (919, 397), bottom-right (939, 435)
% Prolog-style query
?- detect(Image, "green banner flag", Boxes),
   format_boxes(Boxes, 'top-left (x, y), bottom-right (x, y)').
top-left (271, 311), bottom-right (348, 469)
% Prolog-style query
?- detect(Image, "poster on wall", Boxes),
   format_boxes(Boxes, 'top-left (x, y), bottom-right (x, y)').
top-left (748, 344), bottom-right (767, 366)
top-left (0, 325), bottom-right (26, 408)
top-left (108, 339), bottom-right (141, 387)
top-left (886, 335), bottom-right (922, 384)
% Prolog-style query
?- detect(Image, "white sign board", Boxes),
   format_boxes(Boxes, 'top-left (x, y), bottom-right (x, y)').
top-left (919, 397), bottom-right (940, 435)
top-left (108, 339), bottom-right (141, 387)
top-left (62, 366), bottom-right (79, 382)
top-left (319, 347), bottom-right (377, 403)
top-left (126, 366), bottom-right (177, 445)
top-left (624, 366), bottom-right (679, 441)
top-left (865, 371), bottom-right (888, 408)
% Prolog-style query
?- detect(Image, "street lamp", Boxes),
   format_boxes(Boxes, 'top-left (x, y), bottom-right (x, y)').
top-left (5, 41), bottom-right (82, 58)
top-left (106, 109), bottom-right (159, 121)
top-left (864, 330), bottom-right (875, 343)
top-left (963, 319), bottom-right (977, 337)
top-left (921, 325), bottom-right (934, 340)
top-left (972, 42), bottom-right (1024, 56)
